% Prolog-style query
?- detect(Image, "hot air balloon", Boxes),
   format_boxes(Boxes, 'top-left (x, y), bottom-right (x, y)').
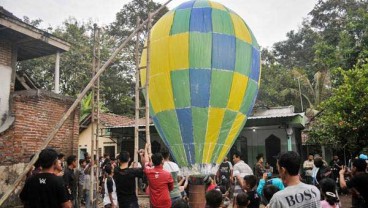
top-left (140, 0), bottom-right (261, 169)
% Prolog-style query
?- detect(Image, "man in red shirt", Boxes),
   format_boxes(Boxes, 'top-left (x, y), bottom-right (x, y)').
top-left (144, 153), bottom-right (174, 208)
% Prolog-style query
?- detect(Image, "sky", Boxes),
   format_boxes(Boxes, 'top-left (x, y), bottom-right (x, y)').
top-left (1, 0), bottom-right (318, 48)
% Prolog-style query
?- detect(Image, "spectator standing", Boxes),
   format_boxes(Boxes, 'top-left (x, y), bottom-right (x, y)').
top-left (103, 165), bottom-right (118, 208)
top-left (268, 151), bottom-right (321, 208)
top-left (162, 150), bottom-right (182, 205)
top-left (232, 151), bottom-right (253, 198)
top-left (254, 153), bottom-right (265, 181)
top-left (20, 148), bottom-right (72, 208)
top-left (63, 155), bottom-right (78, 207)
top-left (217, 157), bottom-right (233, 190)
top-left (76, 159), bottom-right (87, 206)
top-left (144, 153), bottom-right (174, 208)
top-left (303, 154), bottom-right (314, 184)
top-left (339, 159), bottom-right (368, 208)
top-left (114, 151), bottom-right (145, 208)
top-left (330, 155), bottom-right (343, 182)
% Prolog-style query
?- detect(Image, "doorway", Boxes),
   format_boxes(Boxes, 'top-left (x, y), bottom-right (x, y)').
top-left (265, 135), bottom-right (281, 173)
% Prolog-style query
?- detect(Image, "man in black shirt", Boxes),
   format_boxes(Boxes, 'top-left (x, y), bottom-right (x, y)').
top-left (217, 157), bottom-right (232, 190)
top-left (63, 155), bottom-right (77, 207)
top-left (340, 159), bottom-right (368, 208)
top-left (20, 148), bottom-right (72, 208)
top-left (114, 151), bottom-right (145, 208)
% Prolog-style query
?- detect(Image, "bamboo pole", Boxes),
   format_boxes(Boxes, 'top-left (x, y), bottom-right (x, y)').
top-left (134, 16), bottom-right (141, 164)
top-left (145, 13), bottom-right (152, 158)
top-left (0, 1), bottom-right (172, 205)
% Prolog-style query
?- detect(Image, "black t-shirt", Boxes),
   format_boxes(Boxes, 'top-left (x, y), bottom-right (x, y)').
top-left (20, 173), bottom-right (69, 208)
top-left (219, 162), bottom-right (231, 179)
top-left (113, 167), bottom-right (143, 204)
top-left (106, 176), bottom-right (113, 194)
top-left (347, 173), bottom-right (368, 205)
top-left (247, 190), bottom-right (260, 208)
top-left (63, 167), bottom-right (76, 200)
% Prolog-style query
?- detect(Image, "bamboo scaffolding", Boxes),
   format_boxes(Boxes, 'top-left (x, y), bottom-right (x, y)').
top-left (0, 0), bottom-right (172, 205)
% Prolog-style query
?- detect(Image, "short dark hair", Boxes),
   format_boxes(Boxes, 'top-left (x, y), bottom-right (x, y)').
top-left (256, 153), bottom-right (264, 161)
top-left (278, 151), bottom-right (301, 176)
top-left (233, 151), bottom-right (242, 159)
top-left (38, 148), bottom-right (58, 169)
top-left (205, 189), bottom-right (223, 208)
top-left (58, 153), bottom-right (65, 160)
top-left (119, 151), bottom-right (130, 163)
top-left (243, 175), bottom-right (257, 189)
top-left (172, 199), bottom-right (190, 208)
top-left (105, 164), bottom-right (113, 175)
top-left (79, 159), bottom-right (86, 165)
top-left (353, 159), bottom-right (367, 172)
top-left (151, 153), bottom-right (163, 166)
top-left (236, 192), bottom-right (249, 207)
top-left (314, 157), bottom-right (324, 168)
top-left (161, 149), bottom-right (170, 160)
top-left (263, 185), bottom-right (280, 203)
top-left (66, 155), bottom-right (77, 165)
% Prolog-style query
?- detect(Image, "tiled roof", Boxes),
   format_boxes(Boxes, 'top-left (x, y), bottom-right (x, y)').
top-left (99, 113), bottom-right (152, 128)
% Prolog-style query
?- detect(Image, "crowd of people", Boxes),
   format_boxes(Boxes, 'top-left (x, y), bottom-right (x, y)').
top-left (19, 145), bottom-right (368, 208)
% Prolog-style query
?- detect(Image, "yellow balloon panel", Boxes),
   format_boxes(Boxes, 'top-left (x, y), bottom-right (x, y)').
top-left (227, 73), bottom-right (249, 111)
top-left (202, 107), bottom-right (225, 163)
top-left (216, 112), bottom-right (247, 163)
top-left (230, 13), bottom-right (252, 44)
top-left (149, 73), bottom-right (175, 113)
top-left (150, 37), bottom-right (170, 77)
top-left (169, 33), bottom-right (189, 71)
top-left (150, 12), bottom-right (174, 42)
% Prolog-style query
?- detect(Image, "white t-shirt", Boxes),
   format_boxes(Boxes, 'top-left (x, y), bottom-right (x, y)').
top-left (163, 161), bottom-right (181, 175)
top-left (233, 160), bottom-right (253, 193)
top-left (269, 182), bottom-right (321, 208)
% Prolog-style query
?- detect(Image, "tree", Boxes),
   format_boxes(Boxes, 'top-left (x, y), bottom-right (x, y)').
top-left (308, 64), bottom-right (368, 151)
top-left (17, 0), bottom-right (169, 116)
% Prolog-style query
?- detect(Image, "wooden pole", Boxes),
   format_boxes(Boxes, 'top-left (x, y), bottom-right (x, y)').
top-left (145, 13), bottom-right (152, 158)
top-left (134, 16), bottom-right (141, 164)
top-left (0, 1), bottom-right (172, 205)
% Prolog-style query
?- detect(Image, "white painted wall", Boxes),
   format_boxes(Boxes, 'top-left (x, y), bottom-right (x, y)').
top-left (0, 64), bottom-right (11, 126)
top-left (78, 124), bottom-right (118, 159)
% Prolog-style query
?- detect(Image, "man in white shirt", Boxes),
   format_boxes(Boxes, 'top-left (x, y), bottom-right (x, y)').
top-left (232, 151), bottom-right (253, 197)
top-left (303, 154), bottom-right (314, 184)
top-left (162, 150), bottom-right (182, 206)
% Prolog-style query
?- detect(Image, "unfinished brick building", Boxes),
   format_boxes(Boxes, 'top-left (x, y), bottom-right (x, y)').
top-left (0, 7), bottom-right (80, 206)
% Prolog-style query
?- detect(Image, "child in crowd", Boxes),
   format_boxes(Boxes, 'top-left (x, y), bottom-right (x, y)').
top-left (236, 192), bottom-right (250, 208)
top-left (205, 189), bottom-right (223, 208)
top-left (320, 178), bottom-right (340, 208)
top-left (262, 185), bottom-right (280, 207)
top-left (242, 175), bottom-right (260, 208)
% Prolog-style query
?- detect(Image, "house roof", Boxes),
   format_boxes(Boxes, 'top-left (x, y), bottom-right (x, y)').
top-left (0, 6), bottom-right (70, 60)
top-left (80, 112), bottom-right (153, 130)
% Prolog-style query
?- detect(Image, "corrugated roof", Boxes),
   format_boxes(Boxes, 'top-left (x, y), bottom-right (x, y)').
top-left (100, 113), bottom-right (153, 128)
top-left (248, 113), bottom-right (304, 120)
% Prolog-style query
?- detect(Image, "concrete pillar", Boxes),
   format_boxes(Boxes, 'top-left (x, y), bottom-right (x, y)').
top-left (54, 51), bottom-right (60, 94)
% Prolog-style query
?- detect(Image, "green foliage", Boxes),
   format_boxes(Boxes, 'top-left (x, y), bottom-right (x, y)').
top-left (309, 64), bottom-right (368, 151)
top-left (17, 0), bottom-right (168, 116)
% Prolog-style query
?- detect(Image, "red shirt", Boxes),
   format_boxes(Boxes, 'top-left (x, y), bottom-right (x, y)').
top-left (144, 164), bottom-right (174, 208)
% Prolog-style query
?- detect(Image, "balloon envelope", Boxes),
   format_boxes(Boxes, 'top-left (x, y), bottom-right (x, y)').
top-left (140, 0), bottom-right (261, 167)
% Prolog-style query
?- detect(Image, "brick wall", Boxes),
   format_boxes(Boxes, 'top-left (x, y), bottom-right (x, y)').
top-left (0, 89), bottom-right (80, 165)
top-left (0, 40), bottom-right (12, 66)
